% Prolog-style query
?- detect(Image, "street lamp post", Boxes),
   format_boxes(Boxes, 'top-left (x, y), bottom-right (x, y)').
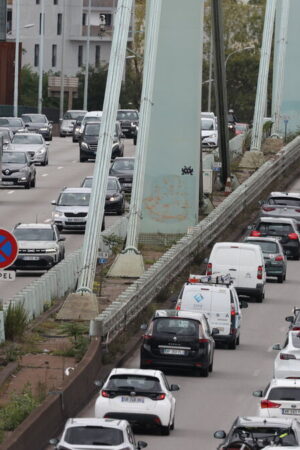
top-left (13, 0), bottom-right (20, 117)
top-left (224, 45), bottom-right (255, 70)
top-left (83, 0), bottom-right (91, 111)
top-left (38, 0), bottom-right (45, 114)
top-left (59, 0), bottom-right (66, 120)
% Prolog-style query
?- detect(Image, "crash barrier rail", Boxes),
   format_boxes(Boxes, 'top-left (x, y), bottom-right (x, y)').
top-left (92, 137), bottom-right (300, 342)
top-left (0, 217), bottom-right (129, 340)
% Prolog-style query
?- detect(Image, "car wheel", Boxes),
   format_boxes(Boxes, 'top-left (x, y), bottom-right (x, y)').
top-left (209, 359), bottom-right (213, 373)
top-left (283, 272), bottom-right (286, 281)
top-left (49, 134), bottom-right (52, 141)
top-left (80, 154), bottom-right (87, 162)
top-left (72, 137), bottom-right (76, 142)
top-left (236, 335), bottom-right (240, 345)
top-left (60, 133), bottom-right (65, 138)
top-left (57, 225), bottom-right (63, 232)
top-left (277, 274), bottom-right (284, 283)
top-left (256, 292), bottom-right (264, 303)
top-left (161, 424), bottom-right (170, 436)
top-left (25, 178), bottom-right (31, 189)
top-left (293, 252), bottom-right (300, 261)
top-left (170, 416), bottom-right (175, 431)
top-left (31, 176), bottom-right (36, 188)
top-left (228, 339), bottom-right (236, 350)
top-left (199, 366), bottom-right (209, 377)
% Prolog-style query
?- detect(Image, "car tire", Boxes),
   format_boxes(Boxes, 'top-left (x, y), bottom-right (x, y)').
top-left (277, 274), bottom-right (284, 283)
top-left (133, 136), bottom-right (137, 145)
top-left (228, 339), bottom-right (236, 350)
top-left (80, 154), bottom-right (87, 163)
top-left (256, 292), bottom-right (264, 303)
top-left (170, 417), bottom-right (175, 431)
top-left (60, 133), bottom-right (65, 138)
top-left (31, 176), bottom-right (36, 188)
top-left (236, 335), bottom-right (240, 345)
top-left (25, 178), bottom-right (31, 189)
top-left (283, 272), bottom-right (286, 281)
top-left (161, 424), bottom-right (170, 436)
top-left (199, 367), bottom-right (209, 377)
top-left (49, 134), bottom-right (52, 141)
top-left (293, 252), bottom-right (300, 261)
top-left (209, 360), bottom-right (213, 373)
top-left (57, 225), bottom-right (63, 232)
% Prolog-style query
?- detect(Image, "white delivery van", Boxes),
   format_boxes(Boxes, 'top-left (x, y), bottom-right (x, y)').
top-left (207, 242), bottom-right (266, 302)
top-left (175, 274), bottom-right (247, 349)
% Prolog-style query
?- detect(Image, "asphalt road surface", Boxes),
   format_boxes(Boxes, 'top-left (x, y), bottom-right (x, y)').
top-left (69, 177), bottom-right (300, 450)
top-left (0, 136), bottom-right (135, 302)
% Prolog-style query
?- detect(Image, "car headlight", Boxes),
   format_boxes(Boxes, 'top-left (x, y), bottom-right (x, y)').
top-left (20, 167), bottom-right (28, 173)
top-left (53, 211), bottom-right (64, 218)
top-left (131, 122), bottom-right (137, 128)
top-left (109, 195), bottom-right (119, 201)
top-left (211, 133), bottom-right (217, 139)
top-left (81, 142), bottom-right (89, 149)
top-left (45, 248), bottom-right (58, 253)
top-left (37, 149), bottom-right (46, 155)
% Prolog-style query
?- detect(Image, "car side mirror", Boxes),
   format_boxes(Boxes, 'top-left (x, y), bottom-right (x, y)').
top-left (170, 384), bottom-right (180, 392)
top-left (137, 442), bottom-right (148, 449)
top-left (24, 123), bottom-right (30, 127)
top-left (252, 390), bottom-right (263, 398)
top-left (240, 300), bottom-right (248, 309)
top-left (46, 142), bottom-right (50, 146)
top-left (49, 438), bottom-right (59, 445)
top-left (273, 343), bottom-right (282, 351)
top-left (94, 380), bottom-right (103, 388)
top-left (51, 200), bottom-right (57, 205)
top-left (58, 237), bottom-right (66, 242)
top-left (211, 328), bottom-right (219, 335)
top-left (286, 316), bottom-right (294, 323)
top-left (140, 324), bottom-right (147, 331)
top-left (214, 430), bottom-right (226, 439)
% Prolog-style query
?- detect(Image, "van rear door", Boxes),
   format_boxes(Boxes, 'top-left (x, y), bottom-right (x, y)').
top-left (209, 288), bottom-right (231, 335)
top-left (180, 284), bottom-right (212, 313)
top-left (211, 244), bottom-right (239, 284)
top-left (237, 246), bottom-right (259, 289)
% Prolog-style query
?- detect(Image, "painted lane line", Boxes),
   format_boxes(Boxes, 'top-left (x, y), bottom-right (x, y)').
top-left (71, 160), bottom-right (77, 163)
top-left (42, 173), bottom-right (48, 177)
top-left (253, 369), bottom-right (261, 377)
top-left (57, 166), bottom-right (64, 170)
top-left (44, 218), bottom-right (52, 223)
top-left (7, 190), bottom-right (15, 195)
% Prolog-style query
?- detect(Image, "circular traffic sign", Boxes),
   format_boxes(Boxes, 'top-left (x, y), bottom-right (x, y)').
top-left (0, 229), bottom-right (19, 270)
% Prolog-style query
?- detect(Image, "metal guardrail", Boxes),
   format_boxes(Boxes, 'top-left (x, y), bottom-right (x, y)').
top-left (0, 217), bottom-right (128, 338)
top-left (93, 137), bottom-right (300, 341)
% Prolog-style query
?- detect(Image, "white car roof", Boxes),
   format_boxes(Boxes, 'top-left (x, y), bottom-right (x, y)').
top-left (109, 368), bottom-right (162, 377)
top-left (245, 236), bottom-right (281, 243)
top-left (268, 378), bottom-right (300, 388)
top-left (259, 217), bottom-right (297, 224)
top-left (64, 417), bottom-right (128, 430)
top-left (237, 416), bottom-right (296, 426)
top-left (270, 192), bottom-right (300, 199)
top-left (15, 223), bottom-right (53, 229)
top-left (154, 309), bottom-right (206, 322)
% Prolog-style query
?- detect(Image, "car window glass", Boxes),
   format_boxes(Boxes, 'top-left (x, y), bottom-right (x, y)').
top-left (58, 193), bottom-right (90, 206)
top-left (0, 118), bottom-right (9, 126)
top-left (22, 115), bottom-right (46, 123)
top-left (268, 387), bottom-right (300, 401)
top-left (232, 427), bottom-right (297, 446)
top-left (106, 375), bottom-right (162, 392)
top-left (161, 373), bottom-right (171, 391)
top-left (64, 426), bottom-right (124, 445)
top-left (12, 134), bottom-right (43, 144)
top-left (291, 333), bottom-right (300, 348)
top-left (85, 123), bottom-right (101, 136)
top-left (117, 111), bottom-right (138, 121)
top-left (14, 228), bottom-right (55, 241)
top-left (154, 318), bottom-right (199, 337)
top-left (246, 240), bottom-right (278, 253)
top-left (3, 152), bottom-right (26, 164)
top-left (257, 223), bottom-right (293, 234)
top-left (112, 159), bottom-right (134, 171)
top-left (269, 197), bottom-right (300, 207)
top-left (107, 179), bottom-right (117, 190)
top-left (127, 426), bottom-right (135, 445)
top-left (201, 118), bottom-right (215, 130)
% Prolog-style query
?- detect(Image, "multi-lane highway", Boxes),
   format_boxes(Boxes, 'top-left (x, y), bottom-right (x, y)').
top-left (69, 177), bottom-right (300, 450)
top-left (0, 136), bottom-right (135, 302)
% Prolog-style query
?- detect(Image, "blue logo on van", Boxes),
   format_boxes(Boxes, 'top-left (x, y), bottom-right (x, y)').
top-left (194, 294), bottom-right (204, 303)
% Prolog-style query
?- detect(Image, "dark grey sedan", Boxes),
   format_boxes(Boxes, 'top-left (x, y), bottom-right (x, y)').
top-left (109, 157), bottom-right (135, 193)
top-left (244, 236), bottom-right (287, 283)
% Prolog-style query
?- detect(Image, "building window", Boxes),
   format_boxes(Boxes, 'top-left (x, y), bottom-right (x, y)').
top-left (82, 13), bottom-right (86, 26)
top-left (95, 45), bottom-right (100, 67)
top-left (78, 45), bottom-right (83, 67)
top-left (52, 44), bottom-right (57, 67)
top-left (34, 44), bottom-right (39, 67)
top-left (54, 0), bottom-right (58, 4)
top-left (6, 10), bottom-right (12, 33)
top-left (100, 13), bottom-right (112, 26)
top-left (57, 13), bottom-right (62, 35)
top-left (39, 13), bottom-right (45, 35)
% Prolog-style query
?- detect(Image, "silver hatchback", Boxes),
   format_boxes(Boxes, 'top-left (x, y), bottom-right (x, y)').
top-left (260, 192), bottom-right (300, 224)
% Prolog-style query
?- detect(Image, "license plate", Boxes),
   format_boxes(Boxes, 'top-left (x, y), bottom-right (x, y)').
top-left (67, 218), bottom-right (85, 222)
top-left (23, 256), bottom-right (39, 261)
top-left (2, 181), bottom-right (14, 185)
top-left (122, 183), bottom-right (131, 187)
top-left (282, 408), bottom-right (300, 415)
top-left (121, 397), bottom-right (144, 403)
top-left (162, 348), bottom-right (186, 355)
top-left (123, 128), bottom-right (129, 131)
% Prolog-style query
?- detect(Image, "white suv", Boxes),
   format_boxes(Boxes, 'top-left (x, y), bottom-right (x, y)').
top-left (95, 368), bottom-right (179, 435)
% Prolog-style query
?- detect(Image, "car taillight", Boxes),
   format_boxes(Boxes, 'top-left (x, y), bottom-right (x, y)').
top-left (295, 209), bottom-right (300, 213)
top-left (199, 338), bottom-right (210, 343)
top-left (144, 334), bottom-right (152, 340)
top-left (288, 233), bottom-right (299, 240)
top-left (231, 305), bottom-right (236, 316)
top-left (250, 230), bottom-right (261, 237)
top-left (262, 206), bottom-right (275, 212)
top-left (175, 304), bottom-right (181, 311)
top-left (280, 353), bottom-right (296, 360)
top-left (292, 327), bottom-right (300, 331)
top-left (101, 390), bottom-right (112, 398)
top-left (154, 393), bottom-right (166, 401)
top-left (275, 255), bottom-right (284, 261)
top-left (207, 263), bottom-right (212, 276)
top-left (257, 265), bottom-right (263, 279)
top-left (261, 399), bottom-right (281, 409)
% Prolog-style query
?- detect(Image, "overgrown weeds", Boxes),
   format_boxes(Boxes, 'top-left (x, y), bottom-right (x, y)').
top-left (4, 303), bottom-right (28, 341)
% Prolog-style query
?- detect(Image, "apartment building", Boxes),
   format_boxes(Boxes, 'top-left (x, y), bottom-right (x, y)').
top-left (6, 0), bottom-right (134, 76)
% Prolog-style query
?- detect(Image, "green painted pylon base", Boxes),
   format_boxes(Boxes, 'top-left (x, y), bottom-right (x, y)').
top-left (108, 252), bottom-right (145, 278)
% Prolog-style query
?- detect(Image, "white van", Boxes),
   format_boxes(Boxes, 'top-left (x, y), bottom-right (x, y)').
top-left (60, 110), bottom-right (87, 137)
top-left (175, 274), bottom-right (247, 349)
top-left (207, 242), bottom-right (266, 302)
top-left (78, 111), bottom-right (103, 138)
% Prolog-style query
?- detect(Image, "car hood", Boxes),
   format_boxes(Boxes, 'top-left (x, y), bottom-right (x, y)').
top-left (110, 169), bottom-right (133, 177)
top-left (2, 162), bottom-right (28, 171)
top-left (202, 130), bottom-right (217, 138)
top-left (8, 144), bottom-right (45, 152)
top-left (17, 241), bottom-right (58, 250)
top-left (55, 206), bottom-right (90, 213)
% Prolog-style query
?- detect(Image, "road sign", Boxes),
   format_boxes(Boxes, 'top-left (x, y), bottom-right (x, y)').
top-left (0, 271), bottom-right (16, 281)
top-left (0, 229), bottom-right (18, 270)
top-left (98, 258), bottom-right (108, 264)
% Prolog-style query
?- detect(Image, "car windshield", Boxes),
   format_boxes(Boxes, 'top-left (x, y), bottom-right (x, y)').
top-left (111, 159), bottom-right (134, 171)
top-left (269, 197), bottom-right (300, 207)
top-left (2, 152), bottom-right (26, 164)
top-left (63, 111), bottom-right (85, 120)
top-left (154, 318), bottom-right (199, 337)
top-left (12, 134), bottom-right (44, 145)
top-left (64, 426), bottom-right (123, 446)
top-left (235, 124), bottom-right (247, 131)
top-left (84, 116), bottom-right (101, 124)
top-left (291, 332), bottom-right (300, 348)
top-left (117, 111), bottom-right (138, 121)
top-left (231, 427), bottom-right (297, 446)
top-left (14, 228), bottom-right (55, 241)
top-left (0, 118), bottom-right (23, 127)
top-left (106, 375), bottom-right (162, 392)
top-left (247, 240), bottom-right (278, 254)
top-left (82, 178), bottom-right (117, 190)
top-left (58, 193), bottom-right (90, 206)
top-left (201, 118), bottom-right (215, 130)
top-left (22, 115), bottom-right (46, 123)
top-left (85, 123), bottom-right (101, 136)
top-left (257, 223), bottom-right (294, 235)
top-left (268, 387), bottom-right (300, 401)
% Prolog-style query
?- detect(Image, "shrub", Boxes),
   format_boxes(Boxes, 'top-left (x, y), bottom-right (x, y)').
top-left (4, 303), bottom-right (28, 341)
top-left (0, 384), bottom-right (38, 433)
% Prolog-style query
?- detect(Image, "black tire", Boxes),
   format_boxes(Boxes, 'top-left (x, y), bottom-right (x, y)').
top-left (60, 133), bottom-right (65, 138)
top-left (277, 274), bottom-right (284, 283)
top-left (117, 201), bottom-right (125, 216)
top-left (80, 154), bottom-right (87, 162)
top-left (209, 360), bottom-right (213, 373)
top-left (199, 366), bottom-right (209, 377)
top-left (49, 134), bottom-right (52, 141)
top-left (41, 156), bottom-right (48, 166)
top-left (31, 176), bottom-right (36, 188)
top-left (228, 339), bottom-right (236, 350)
top-left (256, 292), bottom-right (264, 303)
top-left (236, 335), bottom-right (240, 345)
top-left (283, 272), bottom-right (286, 281)
top-left (293, 252), bottom-right (300, 261)
top-left (161, 424), bottom-right (170, 436)
top-left (133, 136), bottom-right (137, 145)
top-left (57, 225), bottom-right (63, 232)
top-left (170, 416), bottom-right (175, 431)
top-left (24, 178), bottom-right (31, 189)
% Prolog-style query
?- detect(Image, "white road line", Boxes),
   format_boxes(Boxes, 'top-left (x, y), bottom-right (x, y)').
top-left (57, 166), bottom-right (63, 170)
top-left (42, 173), bottom-right (48, 177)
top-left (44, 218), bottom-right (52, 223)
top-left (7, 190), bottom-right (15, 195)
top-left (253, 369), bottom-right (261, 377)
top-left (72, 160), bottom-right (77, 163)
